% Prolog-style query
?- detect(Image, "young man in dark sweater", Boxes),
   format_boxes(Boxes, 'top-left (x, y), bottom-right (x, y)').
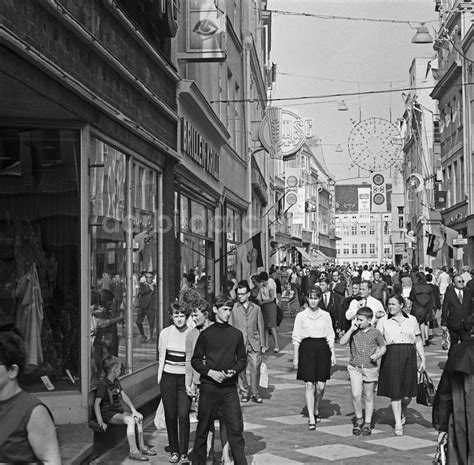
top-left (191, 295), bottom-right (248, 465)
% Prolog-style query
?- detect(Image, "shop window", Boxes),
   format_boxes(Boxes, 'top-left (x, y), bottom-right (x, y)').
top-left (0, 127), bottom-right (81, 392)
top-left (180, 197), bottom-right (215, 302)
top-left (89, 140), bottom-right (159, 384)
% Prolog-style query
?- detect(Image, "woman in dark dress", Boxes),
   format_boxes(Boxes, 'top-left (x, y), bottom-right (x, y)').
top-left (292, 286), bottom-right (336, 430)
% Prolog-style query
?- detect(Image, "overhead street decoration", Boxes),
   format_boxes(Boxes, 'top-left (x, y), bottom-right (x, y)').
top-left (348, 117), bottom-right (403, 172)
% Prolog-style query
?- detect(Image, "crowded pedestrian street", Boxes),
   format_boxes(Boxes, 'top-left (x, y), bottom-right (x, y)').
top-left (93, 314), bottom-right (446, 465)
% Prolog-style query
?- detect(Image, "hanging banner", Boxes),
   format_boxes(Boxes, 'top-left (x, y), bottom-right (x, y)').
top-left (178, 0), bottom-right (226, 61)
top-left (371, 173), bottom-right (387, 212)
top-left (290, 188), bottom-right (306, 224)
top-left (358, 187), bottom-right (371, 223)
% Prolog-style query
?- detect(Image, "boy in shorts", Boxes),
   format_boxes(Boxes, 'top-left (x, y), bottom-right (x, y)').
top-left (93, 356), bottom-right (157, 461)
top-left (339, 307), bottom-right (386, 436)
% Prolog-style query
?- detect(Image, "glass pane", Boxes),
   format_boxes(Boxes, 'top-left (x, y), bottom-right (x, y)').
top-left (0, 128), bottom-right (81, 392)
top-left (190, 200), bottom-right (206, 236)
top-left (180, 195), bottom-right (189, 232)
top-left (180, 234), bottom-right (208, 299)
top-left (207, 207), bottom-right (214, 239)
top-left (89, 139), bottom-right (127, 384)
top-left (131, 162), bottom-right (158, 369)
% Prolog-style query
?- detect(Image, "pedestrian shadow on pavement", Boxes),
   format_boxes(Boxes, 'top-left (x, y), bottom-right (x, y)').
top-left (372, 405), bottom-right (432, 429)
top-left (242, 431), bottom-right (266, 455)
top-left (300, 398), bottom-right (342, 419)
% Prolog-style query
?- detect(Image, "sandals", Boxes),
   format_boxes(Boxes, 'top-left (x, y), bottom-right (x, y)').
top-left (352, 418), bottom-right (364, 436)
top-left (361, 424), bottom-right (372, 436)
top-left (308, 421), bottom-right (316, 430)
top-left (315, 413), bottom-right (322, 423)
top-left (394, 426), bottom-right (404, 436)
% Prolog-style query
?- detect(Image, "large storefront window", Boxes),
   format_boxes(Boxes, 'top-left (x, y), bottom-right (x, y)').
top-left (180, 194), bottom-right (215, 302)
top-left (226, 207), bottom-right (242, 278)
top-left (89, 140), bottom-right (158, 384)
top-left (0, 128), bottom-right (81, 392)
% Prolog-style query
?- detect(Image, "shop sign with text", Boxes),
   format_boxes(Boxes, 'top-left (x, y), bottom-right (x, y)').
top-left (181, 118), bottom-right (219, 179)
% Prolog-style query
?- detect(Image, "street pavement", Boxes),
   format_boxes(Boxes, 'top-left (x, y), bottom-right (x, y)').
top-left (92, 316), bottom-right (447, 464)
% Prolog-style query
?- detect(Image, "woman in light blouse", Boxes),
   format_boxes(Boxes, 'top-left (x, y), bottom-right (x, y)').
top-left (292, 286), bottom-right (336, 430)
top-left (376, 294), bottom-right (426, 436)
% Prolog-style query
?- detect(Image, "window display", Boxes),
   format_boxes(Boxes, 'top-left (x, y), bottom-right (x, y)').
top-left (0, 128), bottom-right (81, 392)
top-left (89, 139), bottom-right (158, 384)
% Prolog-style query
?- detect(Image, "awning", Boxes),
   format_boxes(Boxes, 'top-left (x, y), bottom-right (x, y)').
top-left (313, 249), bottom-right (330, 261)
top-left (294, 246), bottom-right (313, 263)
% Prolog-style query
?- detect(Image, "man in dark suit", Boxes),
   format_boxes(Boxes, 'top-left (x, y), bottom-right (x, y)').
top-left (318, 277), bottom-right (343, 336)
top-left (441, 274), bottom-right (472, 352)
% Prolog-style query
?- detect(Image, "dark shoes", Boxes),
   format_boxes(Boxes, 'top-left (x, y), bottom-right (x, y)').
top-left (180, 454), bottom-right (191, 465)
top-left (241, 394), bottom-right (250, 402)
top-left (169, 452), bottom-right (180, 463)
top-left (352, 418), bottom-right (364, 436)
top-left (361, 424), bottom-right (372, 436)
top-left (252, 395), bottom-right (263, 403)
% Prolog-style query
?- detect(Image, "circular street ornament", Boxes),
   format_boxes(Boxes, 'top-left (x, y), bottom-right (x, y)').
top-left (372, 173), bottom-right (385, 186)
top-left (348, 117), bottom-right (403, 171)
top-left (373, 193), bottom-right (385, 205)
top-left (286, 175), bottom-right (298, 188)
top-left (407, 173), bottom-right (424, 192)
top-left (286, 192), bottom-right (298, 205)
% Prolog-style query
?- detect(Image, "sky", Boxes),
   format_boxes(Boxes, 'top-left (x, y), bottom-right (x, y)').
top-left (268, 0), bottom-right (438, 183)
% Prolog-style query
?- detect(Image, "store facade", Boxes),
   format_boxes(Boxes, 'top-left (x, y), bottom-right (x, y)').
top-left (176, 81), bottom-right (231, 299)
top-left (0, 1), bottom-right (179, 423)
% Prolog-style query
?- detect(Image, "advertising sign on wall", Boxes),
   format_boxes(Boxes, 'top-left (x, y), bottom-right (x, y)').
top-left (358, 187), bottom-right (371, 223)
top-left (178, 0), bottom-right (226, 61)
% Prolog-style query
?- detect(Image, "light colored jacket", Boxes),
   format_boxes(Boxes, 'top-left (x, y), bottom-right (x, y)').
top-left (229, 301), bottom-right (265, 352)
top-left (157, 324), bottom-right (191, 384)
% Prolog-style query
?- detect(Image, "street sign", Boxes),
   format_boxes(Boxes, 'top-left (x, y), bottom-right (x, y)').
top-left (453, 238), bottom-right (468, 245)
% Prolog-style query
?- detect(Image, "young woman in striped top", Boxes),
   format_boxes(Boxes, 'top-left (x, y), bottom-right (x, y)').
top-left (157, 302), bottom-right (192, 464)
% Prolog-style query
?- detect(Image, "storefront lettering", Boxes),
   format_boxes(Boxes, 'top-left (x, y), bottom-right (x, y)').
top-left (182, 119), bottom-right (220, 179)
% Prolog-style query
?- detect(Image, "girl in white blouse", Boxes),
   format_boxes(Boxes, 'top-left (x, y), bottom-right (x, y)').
top-left (292, 286), bottom-right (336, 430)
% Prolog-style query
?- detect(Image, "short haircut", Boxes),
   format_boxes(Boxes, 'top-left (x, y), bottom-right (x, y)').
top-left (102, 355), bottom-right (121, 374)
top-left (0, 331), bottom-right (26, 378)
top-left (213, 294), bottom-right (234, 309)
top-left (100, 289), bottom-right (114, 306)
top-left (360, 280), bottom-right (372, 289)
top-left (190, 298), bottom-right (210, 315)
top-left (389, 294), bottom-right (405, 307)
top-left (259, 271), bottom-right (269, 281)
top-left (238, 280), bottom-right (250, 293)
top-left (319, 277), bottom-right (330, 286)
top-left (426, 273), bottom-right (433, 283)
top-left (356, 306), bottom-right (374, 320)
top-left (169, 301), bottom-right (190, 318)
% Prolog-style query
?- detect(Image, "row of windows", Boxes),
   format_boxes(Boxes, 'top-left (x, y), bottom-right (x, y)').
top-left (336, 244), bottom-right (392, 255)
top-left (336, 222), bottom-right (391, 236)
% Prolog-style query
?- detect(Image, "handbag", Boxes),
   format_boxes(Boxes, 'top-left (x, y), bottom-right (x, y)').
top-left (154, 400), bottom-right (166, 430)
top-left (88, 419), bottom-right (106, 432)
top-left (259, 359), bottom-right (269, 389)
top-left (416, 371), bottom-right (436, 406)
top-left (276, 304), bottom-right (284, 326)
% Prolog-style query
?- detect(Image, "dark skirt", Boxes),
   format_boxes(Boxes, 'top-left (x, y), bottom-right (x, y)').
top-left (261, 301), bottom-right (277, 328)
top-left (297, 337), bottom-right (331, 383)
top-left (378, 344), bottom-right (417, 399)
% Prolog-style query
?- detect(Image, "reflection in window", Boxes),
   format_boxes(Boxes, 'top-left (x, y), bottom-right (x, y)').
top-left (0, 128), bottom-right (80, 392)
top-left (89, 140), bottom-right (158, 383)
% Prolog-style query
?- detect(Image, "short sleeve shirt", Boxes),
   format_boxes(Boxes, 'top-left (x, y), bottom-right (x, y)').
top-left (96, 378), bottom-right (123, 418)
top-left (376, 314), bottom-right (421, 345)
top-left (349, 326), bottom-right (385, 368)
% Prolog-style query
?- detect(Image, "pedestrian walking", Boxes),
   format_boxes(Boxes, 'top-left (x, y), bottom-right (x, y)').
top-left (0, 331), bottom-right (61, 465)
top-left (409, 272), bottom-right (435, 345)
top-left (345, 281), bottom-right (386, 325)
top-left (185, 299), bottom-right (231, 465)
top-left (292, 286), bottom-right (336, 430)
top-left (441, 274), bottom-right (473, 353)
top-left (157, 302), bottom-right (192, 464)
top-left (191, 295), bottom-right (248, 465)
top-left (376, 295), bottom-right (426, 436)
top-left (257, 271), bottom-right (280, 353)
top-left (230, 280), bottom-right (265, 404)
top-left (339, 307), bottom-right (386, 437)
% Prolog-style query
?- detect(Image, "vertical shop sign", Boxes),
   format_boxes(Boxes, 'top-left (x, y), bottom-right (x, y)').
top-left (358, 187), bottom-right (371, 223)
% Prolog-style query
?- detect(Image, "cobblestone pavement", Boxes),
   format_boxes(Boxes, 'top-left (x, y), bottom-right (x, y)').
top-left (92, 317), bottom-right (447, 464)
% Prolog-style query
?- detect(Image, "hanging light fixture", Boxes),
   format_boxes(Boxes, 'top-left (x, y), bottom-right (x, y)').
top-left (338, 100), bottom-right (349, 111)
top-left (411, 23), bottom-right (433, 44)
